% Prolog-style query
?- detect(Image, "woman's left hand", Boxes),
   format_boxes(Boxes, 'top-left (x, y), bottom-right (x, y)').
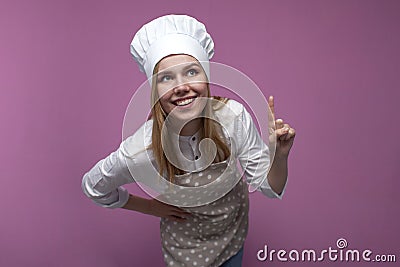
top-left (268, 96), bottom-right (296, 158)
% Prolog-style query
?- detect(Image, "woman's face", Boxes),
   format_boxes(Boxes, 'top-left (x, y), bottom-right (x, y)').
top-left (155, 54), bottom-right (208, 124)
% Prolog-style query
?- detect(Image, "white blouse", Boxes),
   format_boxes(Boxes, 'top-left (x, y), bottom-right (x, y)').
top-left (81, 99), bottom-right (287, 266)
top-left (81, 99), bottom-right (285, 209)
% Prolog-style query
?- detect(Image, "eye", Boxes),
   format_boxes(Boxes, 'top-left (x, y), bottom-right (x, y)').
top-left (187, 69), bottom-right (198, 77)
top-left (159, 75), bottom-right (172, 83)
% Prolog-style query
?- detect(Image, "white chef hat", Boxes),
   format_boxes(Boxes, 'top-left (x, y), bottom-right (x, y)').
top-left (130, 14), bottom-right (214, 85)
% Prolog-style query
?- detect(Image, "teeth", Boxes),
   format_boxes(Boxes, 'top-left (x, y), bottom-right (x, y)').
top-left (176, 98), bottom-right (195, 106)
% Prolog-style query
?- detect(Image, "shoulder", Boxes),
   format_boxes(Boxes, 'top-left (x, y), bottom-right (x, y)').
top-left (212, 98), bottom-right (246, 122)
top-left (120, 119), bottom-right (153, 158)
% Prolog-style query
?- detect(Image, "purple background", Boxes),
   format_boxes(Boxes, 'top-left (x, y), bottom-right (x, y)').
top-left (1, 0), bottom-right (399, 266)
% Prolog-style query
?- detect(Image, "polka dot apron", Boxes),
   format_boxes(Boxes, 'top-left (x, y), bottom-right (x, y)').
top-left (160, 161), bottom-right (249, 267)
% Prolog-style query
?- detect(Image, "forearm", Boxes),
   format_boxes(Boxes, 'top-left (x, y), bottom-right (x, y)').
top-left (121, 194), bottom-right (151, 214)
top-left (121, 194), bottom-right (191, 222)
top-left (267, 154), bottom-right (288, 195)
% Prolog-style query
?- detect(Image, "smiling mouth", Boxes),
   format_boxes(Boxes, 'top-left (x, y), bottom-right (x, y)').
top-left (174, 97), bottom-right (196, 106)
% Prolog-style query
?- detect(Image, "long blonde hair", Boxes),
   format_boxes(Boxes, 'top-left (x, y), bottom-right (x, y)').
top-left (149, 61), bottom-right (231, 183)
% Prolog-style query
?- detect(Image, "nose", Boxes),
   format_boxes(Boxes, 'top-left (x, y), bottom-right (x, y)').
top-left (173, 78), bottom-right (190, 95)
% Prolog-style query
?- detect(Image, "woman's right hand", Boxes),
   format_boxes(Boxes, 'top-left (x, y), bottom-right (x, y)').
top-left (146, 199), bottom-right (192, 222)
top-left (122, 194), bottom-right (191, 222)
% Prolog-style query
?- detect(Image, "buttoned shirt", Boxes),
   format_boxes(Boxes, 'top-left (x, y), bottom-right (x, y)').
top-left (81, 99), bottom-right (287, 266)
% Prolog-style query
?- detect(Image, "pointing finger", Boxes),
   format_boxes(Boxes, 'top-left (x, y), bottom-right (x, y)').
top-left (268, 96), bottom-right (275, 118)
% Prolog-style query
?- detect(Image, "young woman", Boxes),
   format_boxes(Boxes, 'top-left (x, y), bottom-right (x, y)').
top-left (82, 14), bottom-right (295, 267)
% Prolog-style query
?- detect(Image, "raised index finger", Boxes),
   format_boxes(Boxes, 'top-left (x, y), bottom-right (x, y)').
top-left (268, 95), bottom-right (275, 118)
top-left (268, 95), bottom-right (276, 131)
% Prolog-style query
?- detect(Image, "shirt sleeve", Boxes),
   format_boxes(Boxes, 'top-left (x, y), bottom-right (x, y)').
top-left (81, 142), bottom-right (135, 209)
top-left (236, 104), bottom-right (287, 199)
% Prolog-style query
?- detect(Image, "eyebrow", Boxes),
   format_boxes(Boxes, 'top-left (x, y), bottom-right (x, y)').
top-left (182, 62), bottom-right (201, 70)
top-left (157, 62), bottom-right (202, 76)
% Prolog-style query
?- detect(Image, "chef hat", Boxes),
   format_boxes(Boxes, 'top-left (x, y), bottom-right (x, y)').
top-left (130, 14), bottom-right (214, 85)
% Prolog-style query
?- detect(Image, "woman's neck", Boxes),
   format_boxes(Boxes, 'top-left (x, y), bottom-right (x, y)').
top-left (178, 118), bottom-right (202, 136)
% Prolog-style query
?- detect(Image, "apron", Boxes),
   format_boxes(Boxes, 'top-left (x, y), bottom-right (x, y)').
top-left (160, 160), bottom-right (249, 267)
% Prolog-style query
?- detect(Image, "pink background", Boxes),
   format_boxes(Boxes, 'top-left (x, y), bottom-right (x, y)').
top-left (1, 0), bottom-right (399, 266)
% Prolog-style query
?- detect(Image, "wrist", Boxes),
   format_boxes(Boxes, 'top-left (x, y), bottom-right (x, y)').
top-left (273, 151), bottom-right (289, 162)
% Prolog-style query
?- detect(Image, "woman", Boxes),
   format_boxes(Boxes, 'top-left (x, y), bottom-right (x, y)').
top-left (82, 14), bottom-right (295, 267)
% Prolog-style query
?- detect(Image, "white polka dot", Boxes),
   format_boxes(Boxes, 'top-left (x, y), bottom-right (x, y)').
top-left (198, 172), bottom-right (203, 176)
top-left (185, 178), bottom-right (191, 183)
top-left (185, 257), bottom-right (190, 261)
top-left (198, 254), bottom-right (203, 258)
top-left (193, 262), bottom-right (197, 266)
top-left (171, 247), bottom-right (175, 251)
top-left (194, 182), bottom-right (199, 186)
top-left (190, 249), bottom-right (195, 254)
top-left (186, 223), bottom-right (191, 227)
top-left (210, 249), bottom-right (214, 254)
top-left (169, 261), bottom-right (174, 265)
top-left (214, 241), bottom-right (218, 246)
top-left (205, 257), bottom-right (209, 262)
top-left (223, 237), bottom-right (228, 241)
top-left (172, 233), bottom-right (176, 237)
top-left (178, 252), bottom-right (182, 256)
top-left (207, 174), bottom-right (212, 179)
top-left (184, 231), bottom-right (189, 235)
